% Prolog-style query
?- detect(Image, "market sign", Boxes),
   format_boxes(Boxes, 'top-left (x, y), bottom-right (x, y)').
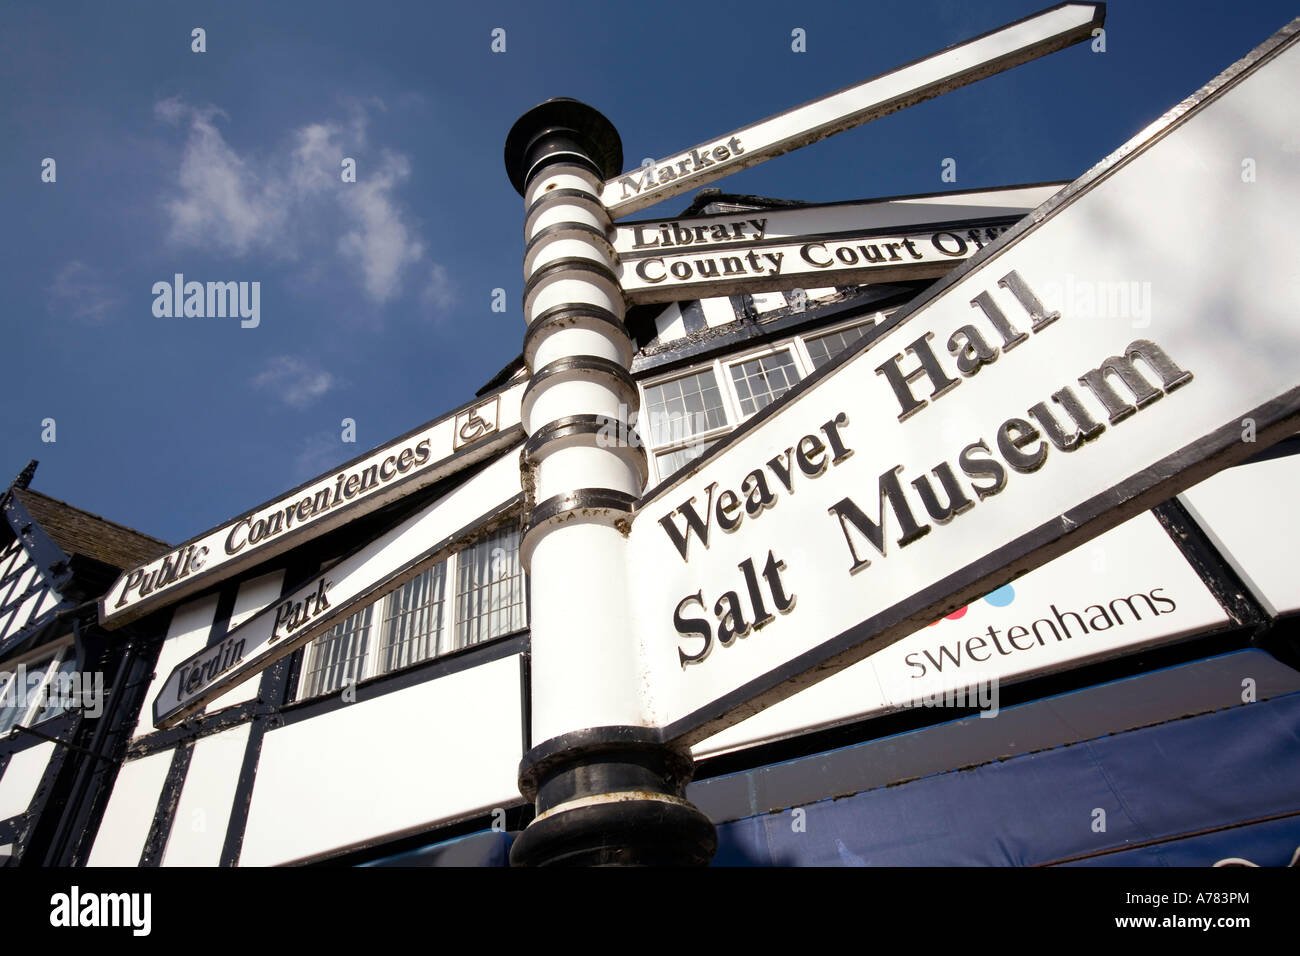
top-left (101, 383), bottom-right (524, 629)
top-left (600, 2), bottom-right (1103, 218)
top-left (627, 20), bottom-right (1300, 746)
top-left (614, 209), bottom-right (1020, 305)
top-left (152, 449), bottom-right (524, 728)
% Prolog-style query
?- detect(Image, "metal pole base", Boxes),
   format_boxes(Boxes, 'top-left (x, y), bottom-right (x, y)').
top-left (509, 727), bottom-right (717, 867)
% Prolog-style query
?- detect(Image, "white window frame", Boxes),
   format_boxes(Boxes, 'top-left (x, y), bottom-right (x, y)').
top-left (723, 342), bottom-right (807, 420)
top-left (0, 638), bottom-right (76, 736)
top-left (639, 364), bottom-right (735, 486)
top-left (638, 310), bottom-right (893, 487)
top-left (798, 315), bottom-right (878, 371)
top-left (292, 524), bottom-right (527, 703)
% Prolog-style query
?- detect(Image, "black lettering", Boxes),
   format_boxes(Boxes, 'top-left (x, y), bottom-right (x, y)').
top-left (958, 440), bottom-right (1007, 501)
top-left (826, 466), bottom-right (929, 573)
top-left (875, 332), bottom-right (960, 421)
top-left (996, 418), bottom-right (1047, 473)
top-left (674, 592), bottom-right (712, 668)
top-left (658, 483), bottom-right (717, 560)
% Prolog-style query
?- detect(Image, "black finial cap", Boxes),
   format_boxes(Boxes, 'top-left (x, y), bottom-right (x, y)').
top-left (504, 98), bottom-right (623, 196)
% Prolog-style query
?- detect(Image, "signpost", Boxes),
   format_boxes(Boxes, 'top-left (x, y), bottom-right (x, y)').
top-left (626, 19), bottom-right (1300, 745)
top-left (501, 1), bottom-right (1117, 866)
top-left (152, 449), bottom-right (524, 727)
top-left (600, 2), bottom-right (1104, 217)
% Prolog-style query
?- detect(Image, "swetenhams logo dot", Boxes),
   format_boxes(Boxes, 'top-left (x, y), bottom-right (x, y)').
top-left (928, 584), bottom-right (1016, 626)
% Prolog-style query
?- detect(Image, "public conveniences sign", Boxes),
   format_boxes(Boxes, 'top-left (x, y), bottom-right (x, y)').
top-left (627, 23), bottom-right (1300, 745)
top-left (100, 384), bottom-right (523, 628)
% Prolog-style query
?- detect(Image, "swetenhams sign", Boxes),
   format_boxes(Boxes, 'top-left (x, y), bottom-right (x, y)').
top-left (100, 383), bottom-right (523, 628)
top-left (626, 19), bottom-right (1300, 745)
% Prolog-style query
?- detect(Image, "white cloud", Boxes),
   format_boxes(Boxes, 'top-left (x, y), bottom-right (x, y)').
top-left (420, 262), bottom-right (457, 315)
top-left (338, 151), bottom-right (424, 303)
top-left (251, 356), bottom-right (335, 408)
top-left (292, 428), bottom-right (351, 481)
top-left (156, 97), bottom-right (438, 305)
top-left (47, 261), bottom-right (123, 323)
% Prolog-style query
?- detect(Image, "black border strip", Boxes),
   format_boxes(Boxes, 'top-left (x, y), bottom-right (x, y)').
top-left (635, 15), bottom-right (1300, 512)
top-left (219, 716), bottom-right (266, 867)
top-left (523, 303), bottom-right (627, 364)
top-left (524, 489), bottom-right (638, 539)
top-left (522, 414), bottom-right (647, 484)
top-left (524, 152), bottom-right (604, 192)
top-left (1151, 498), bottom-right (1270, 631)
top-left (661, 387), bottom-right (1300, 745)
top-left (524, 187), bottom-right (604, 229)
top-left (524, 221), bottom-right (615, 263)
top-left (138, 740), bottom-right (192, 866)
top-left (523, 355), bottom-right (639, 412)
top-left (522, 257), bottom-right (620, 303)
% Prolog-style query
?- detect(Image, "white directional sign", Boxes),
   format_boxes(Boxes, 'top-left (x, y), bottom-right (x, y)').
top-left (615, 206), bottom-right (1021, 305)
top-left (602, 2), bottom-right (1103, 217)
top-left (627, 20), bottom-right (1300, 746)
top-left (101, 382), bottom-right (524, 629)
top-left (152, 448), bottom-right (524, 728)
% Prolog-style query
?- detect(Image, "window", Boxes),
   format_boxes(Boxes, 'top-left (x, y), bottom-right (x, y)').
top-left (295, 524), bottom-right (527, 701)
top-left (654, 440), bottom-right (718, 477)
top-left (638, 313), bottom-right (885, 487)
top-left (729, 349), bottom-right (801, 416)
top-left (641, 369), bottom-right (731, 483)
top-left (455, 527), bottom-right (527, 647)
top-left (642, 369), bottom-right (727, 445)
top-left (805, 322), bottom-right (870, 368)
top-left (0, 644), bottom-right (75, 735)
top-left (380, 562), bottom-right (449, 672)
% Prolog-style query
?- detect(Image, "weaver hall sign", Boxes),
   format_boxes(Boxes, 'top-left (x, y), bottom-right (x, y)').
top-left (100, 385), bottom-right (522, 628)
top-left (626, 21), bottom-right (1300, 746)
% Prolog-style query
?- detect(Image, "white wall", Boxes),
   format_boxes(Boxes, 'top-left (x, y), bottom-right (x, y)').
top-left (1181, 453), bottom-right (1300, 618)
top-left (240, 653), bottom-right (524, 866)
top-left (0, 741), bottom-right (55, 819)
top-left (86, 748), bottom-right (173, 866)
top-left (161, 724), bottom-right (251, 866)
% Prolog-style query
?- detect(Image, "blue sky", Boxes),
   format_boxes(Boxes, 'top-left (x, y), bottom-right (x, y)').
top-left (2, 0), bottom-right (1294, 544)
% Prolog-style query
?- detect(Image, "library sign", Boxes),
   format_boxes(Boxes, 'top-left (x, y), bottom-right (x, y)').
top-left (100, 385), bottom-right (523, 629)
top-left (627, 26), bottom-right (1300, 745)
top-left (613, 208), bottom-right (1018, 304)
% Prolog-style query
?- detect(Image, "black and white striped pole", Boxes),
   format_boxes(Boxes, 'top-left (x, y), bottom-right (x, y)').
top-left (504, 99), bottom-right (717, 866)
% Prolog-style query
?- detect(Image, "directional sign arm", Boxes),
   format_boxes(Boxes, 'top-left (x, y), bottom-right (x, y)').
top-left (602, 2), bottom-right (1104, 218)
